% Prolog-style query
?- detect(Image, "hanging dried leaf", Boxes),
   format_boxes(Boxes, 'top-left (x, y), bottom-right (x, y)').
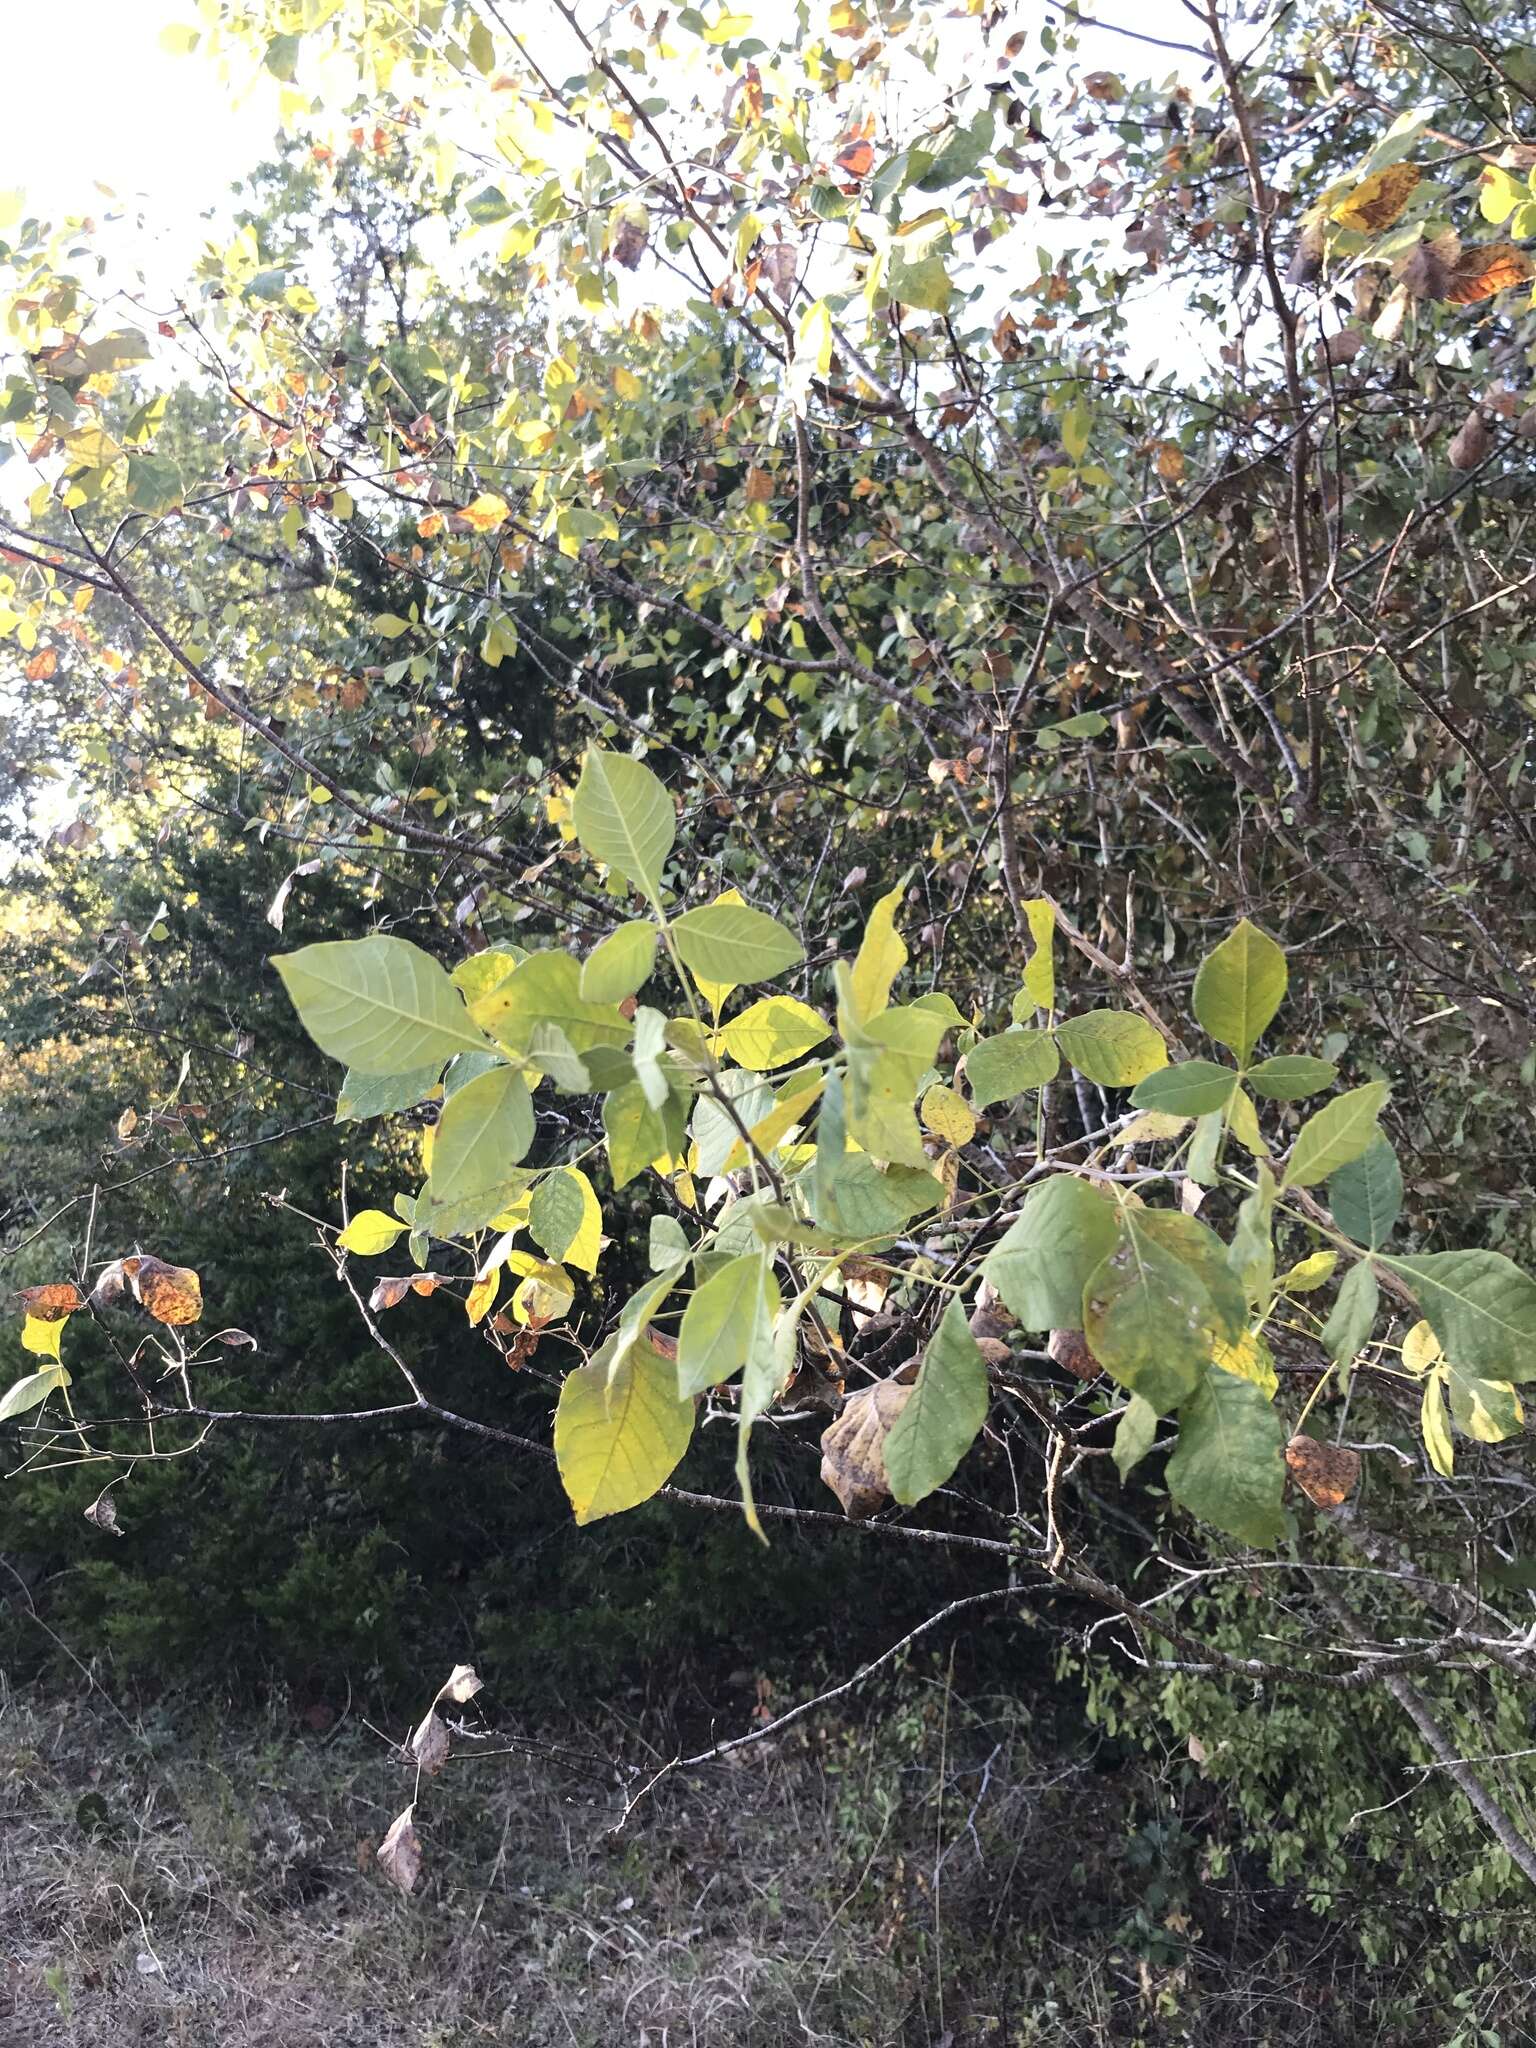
top-left (1329, 162), bottom-right (1420, 233)
top-left (438, 1663), bottom-right (484, 1705)
top-left (84, 1493), bottom-right (123, 1536)
top-left (116, 1106), bottom-right (139, 1141)
top-left (123, 1256), bottom-right (203, 1325)
top-left (760, 240), bottom-right (798, 304)
top-left (1284, 1434), bottom-right (1360, 1509)
top-left (1315, 328), bottom-right (1363, 368)
top-left (819, 1377), bottom-right (913, 1517)
top-left (609, 200), bottom-right (650, 271)
top-left (1397, 233), bottom-right (1457, 300)
top-left (1444, 242), bottom-right (1534, 305)
top-left (376, 1805), bottom-right (422, 1894)
top-left (1285, 216), bottom-right (1325, 287)
top-left (409, 1710), bottom-right (451, 1777)
top-left (15, 1284), bottom-right (83, 1323)
top-left (1448, 410), bottom-right (1493, 470)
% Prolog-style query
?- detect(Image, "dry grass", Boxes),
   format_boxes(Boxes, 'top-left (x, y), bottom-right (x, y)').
top-left (1, 1669), bottom-right (1530, 2047)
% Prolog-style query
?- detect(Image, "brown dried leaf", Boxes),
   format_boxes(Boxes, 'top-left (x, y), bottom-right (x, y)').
top-left (1397, 233), bottom-right (1456, 301)
top-left (819, 1378), bottom-right (912, 1518)
top-left (410, 1709), bottom-right (451, 1777)
top-left (376, 1805), bottom-right (422, 1894)
top-left (760, 240), bottom-right (798, 305)
top-left (439, 1663), bottom-right (484, 1705)
top-left (1448, 409), bottom-right (1493, 470)
top-left (15, 1283), bottom-right (84, 1323)
top-left (124, 1256), bottom-right (202, 1325)
top-left (84, 1494), bottom-right (123, 1537)
top-left (116, 1106), bottom-right (139, 1141)
top-left (370, 1275), bottom-right (413, 1311)
top-left (1444, 242), bottom-right (1534, 305)
top-left (609, 200), bottom-right (650, 271)
top-left (744, 464), bottom-right (774, 503)
top-left (1154, 439), bottom-right (1185, 482)
top-left (1330, 161), bottom-right (1421, 234)
top-left (1286, 216), bottom-right (1326, 288)
top-left (1048, 1328), bottom-right (1100, 1382)
top-left (1315, 327), bottom-right (1364, 368)
top-left (1284, 1434), bottom-right (1360, 1509)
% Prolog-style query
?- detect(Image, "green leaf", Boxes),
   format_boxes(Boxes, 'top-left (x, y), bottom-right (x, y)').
top-left (1328, 1133), bottom-right (1403, 1248)
top-left (964, 1029), bottom-right (1059, 1108)
top-left (476, 950), bottom-right (630, 1057)
top-left (529, 1171), bottom-right (586, 1264)
top-left (672, 903), bottom-right (805, 984)
top-left (844, 1043), bottom-right (929, 1167)
top-left (1083, 1216), bottom-right (1225, 1414)
top-left (649, 1216), bottom-right (693, 1271)
top-left (604, 1078), bottom-right (681, 1189)
top-left (1227, 1169), bottom-right (1276, 1306)
top-left (719, 996), bottom-right (832, 1070)
top-left (1113, 1394), bottom-right (1159, 1480)
top-left (335, 1063), bottom-right (443, 1123)
top-left (736, 1272), bottom-right (794, 1541)
top-left (1134, 1211), bottom-right (1247, 1341)
top-left (1283, 1081), bottom-right (1390, 1188)
top-left (691, 1068), bottom-right (775, 1177)
top-left (1245, 1054), bottom-right (1338, 1101)
top-left (1165, 1367), bottom-right (1286, 1545)
top-left (264, 31), bottom-right (301, 79)
top-left (1187, 1109), bottom-right (1224, 1187)
top-left (1129, 1060), bottom-right (1235, 1117)
top-left (273, 936), bottom-right (492, 1073)
top-left (125, 453), bottom-right (184, 512)
top-left (1383, 1249), bottom-right (1536, 1382)
top-left (678, 1252), bottom-right (782, 1397)
top-left (554, 1336), bottom-right (695, 1524)
top-left (337, 1209), bottom-right (407, 1256)
top-left (1054, 1011), bottom-right (1167, 1088)
top-left (982, 1175), bottom-right (1120, 1333)
top-left (579, 921), bottom-right (657, 1004)
top-left (884, 1298), bottom-right (989, 1505)
top-left (888, 250), bottom-right (954, 311)
top-left (422, 1066), bottom-right (535, 1234)
top-left (1323, 1259), bottom-right (1378, 1390)
top-left (1192, 920), bottom-right (1287, 1061)
top-left (0, 1366), bottom-right (69, 1422)
top-left (570, 748), bottom-right (676, 898)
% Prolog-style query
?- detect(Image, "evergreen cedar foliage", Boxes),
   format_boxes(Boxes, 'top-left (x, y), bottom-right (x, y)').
top-left (4, 0), bottom-right (1536, 1948)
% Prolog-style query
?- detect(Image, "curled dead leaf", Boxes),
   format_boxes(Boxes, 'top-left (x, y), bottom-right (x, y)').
top-left (125, 1256), bottom-right (202, 1325)
top-left (1285, 216), bottom-right (1325, 288)
top-left (438, 1663), bottom-right (484, 1705)
top-left (1315, 328), bottom-right (1363, 368)
top-left (1448, 409), bottom-right (1493, 470)
top-left (1284, 1434), bottom-right (1361, 1509)
top-left (410, 1709), bottom-right (451, 1777)
top-left (819, 1377), bottom-right (912, 1518)
top-left (1397, 233), bottom-right (1456, 301)
top-left (15, 1284), bottom-right (84, 1323)
top-left (1048, 1328), bottom-right (1100, 1382)
top-left (376, 1805), bottom-right (421, 1895)
top-left (84, 1493), bottom-right (123, 1537)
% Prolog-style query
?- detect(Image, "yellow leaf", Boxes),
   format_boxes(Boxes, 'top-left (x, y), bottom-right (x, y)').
top-left (848, 883), bottom-right (906, 1023)
top-left (719, 995), bottom-right (832, 1070)
top-left (724, 1081), bottom-right (824, 1173)
top-left (466, 1272), bottom-right (499, 1326)
top-left (692, 887), bottom-right (746, 1015)
top-left (554, 1340), bottom-right (695, 1524)
top-left (1402, 1318), bottom-right (1442, 1375)
top-left (1280, 1250), bottom-right (1338, 1293)
top-left (613, 365), bottom-right (642, 400)
top-left (920, 1083), bottom-right (976, 1148)
top-left (20, 1315), bottom-right (64, 1362)
top-left (1212, 1328), bottom-right (1278, 1399)
top-left (338, 1209), bottom-right (408, 1256)
top-left (1330, 162), bottom-right (1421, 234)
top-left (462, 492), bottom-right (510, 533)
top-left (560, 1168), bottom-right (604, 1276)
top-left (1021, 897), bottom-right (1055, 1012)
top-left (704, 10), bottom-right (753, 44)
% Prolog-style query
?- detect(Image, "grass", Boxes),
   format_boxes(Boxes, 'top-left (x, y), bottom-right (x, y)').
top-left (1, 1665), bottom-right (1533, 2046)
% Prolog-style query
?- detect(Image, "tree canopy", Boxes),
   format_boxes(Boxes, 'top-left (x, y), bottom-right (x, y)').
top-left (5, 0), bottom-right (1536, 1915)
